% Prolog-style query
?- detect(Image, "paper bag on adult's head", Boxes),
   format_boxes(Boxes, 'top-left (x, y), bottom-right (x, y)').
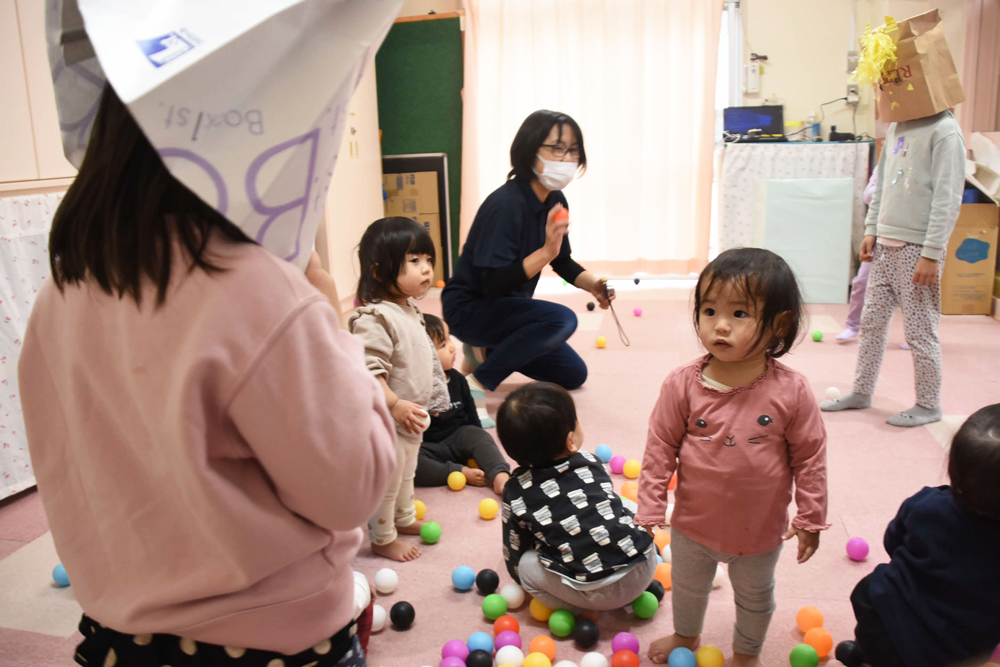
top-left (870, 10), bottom-right (965, 123)
top-left (47, 0), bottom-right (404, 270)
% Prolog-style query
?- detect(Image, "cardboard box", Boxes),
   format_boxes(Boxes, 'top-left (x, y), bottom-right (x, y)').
top-left (941, 203), bottom-right (1000, 314)
top-left (382, 171), bottom-right (444, 283)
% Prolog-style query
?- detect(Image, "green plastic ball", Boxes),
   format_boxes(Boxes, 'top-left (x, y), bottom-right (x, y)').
top-left (482, 593), bottom-right (508, 620)
top-left (631, 591), bottom-right (659, 619)
top-left (789, 643), bottom-right (819, 667)
top-left (548, 609), bottom-right (576, 637)
top-left (812, 330), bottom-right (823, 342)
top-left (419, 521), bottom-right (441, 544)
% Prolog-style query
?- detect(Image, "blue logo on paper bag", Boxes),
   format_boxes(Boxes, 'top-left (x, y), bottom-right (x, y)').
top-left (955, 238), bottom-right (990, 264)
top-left (136, 30), bottom-right (199, 68)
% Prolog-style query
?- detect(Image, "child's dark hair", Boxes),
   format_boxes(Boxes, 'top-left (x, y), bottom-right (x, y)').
top-left (693, 248), bottom-right (805, 358)
top-left (496, 382), bottom-right (577, 467)
top-left (356, 217), bottom-right (435, 304)
top-left (423, 313), bottom-right (447, 345)
top-left (949, 404), bottom-right (1000, 520)
top-left (508, 110), bottom-right (588, 182)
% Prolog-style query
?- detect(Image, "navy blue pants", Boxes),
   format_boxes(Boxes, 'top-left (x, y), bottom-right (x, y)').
top-left (444, 296), bottom-right (587, 391)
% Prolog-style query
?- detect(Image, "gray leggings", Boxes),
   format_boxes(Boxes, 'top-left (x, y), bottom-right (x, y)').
top-left (671, 528), bottom-right (782, 656)
top-left (414, 425), bottom-right (510, 486)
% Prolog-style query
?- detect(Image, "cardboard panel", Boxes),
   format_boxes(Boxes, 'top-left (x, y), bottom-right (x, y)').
top-left (941, 203), bottom-right (999, 314)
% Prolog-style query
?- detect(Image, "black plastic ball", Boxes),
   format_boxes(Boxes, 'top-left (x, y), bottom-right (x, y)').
top-left (475, 568), bottom-right (499, 594)
top-left (466, 649), bottom-right (493, 667)
top-left (834, 640), bottom-right (866, 667)
top-left (646, 579), bottom-right (665, 602)
top-left (389, 601), bottom-right (414, 629)
top-left (586, 302), bottom-right (596, 311)
top-left (573, 619), bottom-right (600, 649)
top-left (634, 277), bottom-right (640, 284)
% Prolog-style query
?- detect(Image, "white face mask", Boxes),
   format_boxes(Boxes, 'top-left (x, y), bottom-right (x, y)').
top-left (533, 156), bottom-right (579, 191)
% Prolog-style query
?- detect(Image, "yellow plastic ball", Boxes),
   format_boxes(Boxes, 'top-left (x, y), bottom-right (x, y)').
top-left (529, 598), bottom-right (553, 622)
top-left (696, 645), bottom-right (725, 667)
top-left (447, 471), bottom-right (467, 491)
top-left (523, 653), bottom-right (552, 667)
top-left (479, 498), bottom-right (499, 520)
top-left (413, 499), bottom-right (427, 520)
top-left (596, 336), bottom-right (607, 349)
top-left (623, 459), bottom-right (641, 479)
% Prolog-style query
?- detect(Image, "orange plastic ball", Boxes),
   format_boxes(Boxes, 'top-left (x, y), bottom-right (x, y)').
top-left (611, 649), bottom-right (640, 667)
top-left (654, 562), bottom-right (672, 590)
top-left (436, 279), bottom-right (446, 288)
top-left (804, 627), bottom-right (833, 658)
top-left (796, 606), bottom-right (824, 633)
top-left (668, 473), bottom-right (678, 491)
top-left (554, 208), bottom-right (570, 222)
top-left (493, 614), bottom-right (520, 636)
top-left (529, 598), bottom-right (553, 622)
top-left (653, 530), bottom-right (671, 550)
top-left (621, 481), bottom-right (639, 502)
top-left (529, 635), bottom-right (556, 660)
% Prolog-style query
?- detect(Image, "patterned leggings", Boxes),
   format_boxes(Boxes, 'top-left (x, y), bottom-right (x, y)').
top-left (852, 243), bottom-right (944, 408)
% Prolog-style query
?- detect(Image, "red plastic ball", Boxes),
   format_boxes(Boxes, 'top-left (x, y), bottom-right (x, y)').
top-left (612, 649), bottom-right (640, 667)
top-left (493, 614), bottom-right (520, 636)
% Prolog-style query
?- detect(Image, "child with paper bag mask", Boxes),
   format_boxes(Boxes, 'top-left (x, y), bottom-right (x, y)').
top-left (822, 10), bottom-right (966, 427)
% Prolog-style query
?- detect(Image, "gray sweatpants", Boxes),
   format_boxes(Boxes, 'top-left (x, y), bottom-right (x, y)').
top-left (517, 547), bottom-right (658, 615)
top-left (414, 425), bottom-right (510, 487)
top-left (671, 528), bottom-right (782, 656)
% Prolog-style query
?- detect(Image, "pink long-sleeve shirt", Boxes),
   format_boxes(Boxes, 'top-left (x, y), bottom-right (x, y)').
top-left (17, 235), bottom-right (396, 654)
top-left (636, 356), bottom-right (830, 556)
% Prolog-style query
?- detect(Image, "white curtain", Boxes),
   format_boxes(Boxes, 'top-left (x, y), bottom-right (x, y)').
top-left (461, 0), bottom-right (722, 275)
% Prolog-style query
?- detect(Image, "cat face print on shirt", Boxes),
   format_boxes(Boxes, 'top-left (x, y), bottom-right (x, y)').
top-left (691, 413), bottom-right (774, 447)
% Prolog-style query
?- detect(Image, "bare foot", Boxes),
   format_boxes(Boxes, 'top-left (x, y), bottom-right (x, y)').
top-left (492, 472), bottom-right (510, 495)
top-left (649, 633), bottom-right (700, 665)
top-left (371, 539), bottom-right (422, 562)
top-left (395, 519), bottom-right (424, 535)
top-left (462, 466), bottom-right (487, 486)
top-left (580, 609), bottom-right (600, 623)
top-left (732, 652), bottom-right (760, 667)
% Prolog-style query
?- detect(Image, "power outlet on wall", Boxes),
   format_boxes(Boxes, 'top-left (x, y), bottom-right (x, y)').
top-left (846, 83), bottom-right (860, 106)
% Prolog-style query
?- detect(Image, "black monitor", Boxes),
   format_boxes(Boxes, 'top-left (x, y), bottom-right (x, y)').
top-left (724, 105), bottom-right (784, 138)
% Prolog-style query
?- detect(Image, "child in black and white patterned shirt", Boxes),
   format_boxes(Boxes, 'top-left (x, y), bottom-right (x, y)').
top-left (496, 382), bottom-right (657, 614)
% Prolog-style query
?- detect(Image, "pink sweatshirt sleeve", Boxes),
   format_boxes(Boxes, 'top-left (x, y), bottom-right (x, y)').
top-left (228, 299), bottom-right (397, 533)
top-left (785, 376), bottom-right (831, 532)
top-left (636, 371), bottom-right (690, 527)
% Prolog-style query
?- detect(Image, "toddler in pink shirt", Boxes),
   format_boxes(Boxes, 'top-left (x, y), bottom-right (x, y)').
top-left (636, 248), bottom-right (830, 666)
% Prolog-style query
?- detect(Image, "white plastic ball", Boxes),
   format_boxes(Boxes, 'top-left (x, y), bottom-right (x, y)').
top-left (554, 662), bottom-right (580, 667)
top-left (418, 411), bottom-right (431, 431)
top-left (499, 582), bottom-right (526, 609)
top-left (580, 653), bottom-right (610, 667)
top-left (371, 604), bottom-right (387, 632)
top-left (713, 564), bottom-right (725, 589)
top-left (374, 568), bottom-right (398, 594)
top-left (661, 543), bottom-right (672, 563)
top-left (825, 386), bottom-right (841, 400)
top-left (496, 645), bottom-right (525, 666)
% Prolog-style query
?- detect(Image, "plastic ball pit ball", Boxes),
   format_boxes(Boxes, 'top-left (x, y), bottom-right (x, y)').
top-left (494, 615), bottom-right (520, 635)
top-left (622, 459), bottom-right (641, 479)
top-left (646, 579), bottom-right (665, 602)
top-left (374, 568), bottom-right (398, 594)
top-left (466, 650), bottom-right (493, 667)
top-left (482, 593), bottom-right (508, 620)
top-left (371, 604), bottom-right (387, 632)
top-left (468, 631), bottom-right (494, 654)
top-left (52, 563), bottom-right (70, 587)
top-left (479, 498), bottom-right (499, 520)
top-left (668, 473), bottom-right (678, 491)
top-left (796, 606), bottom-right (824, 633)
top-left (477, 568), bottom-right (500, 594)
top-left (555, 208), bottom-right (570, 223)
top-left (595, 444), bottom-right (613, 462)
top-left (812, 331), bottom-right (823, 342)
top-left (695, 645), bottom-right (724, 667)
top-left (530, 598), bottom-right (554, 622)
top-left (834, 641), bottom-right (865, 667)
top-left (421, 521), bottom-right (442, 544)
top-left (440, 657), bottom-right (466, 667)
top-left (500, 583), bottom-right (526, 609)
top-left (633, 307), bottom-right (642, 317)
top-left (448, 471), bottom-right (467, 491)
top-left (846, 537), bottom-right (869, 561)
top-left (804, 627), bottom-right (833, 658)
top-left (495, 630), bottom-right (522, 650)
top-left (596, 336), bottom-right (607, 349)
top-left (611, 650), bottom-right (640, 667)
top-left (631, 591), bottom-right (658, 619)
top-left (414, 499), bottom-right (427, 520)
top-left (437, 279), bottom-right (446, 289)
top-left (587, 302), bottom-right (596, 311)
top-left (529, 635), bottom-right (556, 659)
top-left (661, 544), bottom-right (672, 563)
top-left (452, 565), bottom-right (476, 590)
top-left (608, 456), bottom-right (627, 474)
top-left (825, 386), bottom-right (841, 401)
top-left (554, 662), bottom-right (580, 667)
top-left (573, 620), bottom-right (599, 649)
top-left (620, 481), bottom-right (638, 502)
top-left (580, 653), bottom-right (609, 667)
top-left (789, 643), bottom-right (819, 667)
top-left (654, 562), bottom-right (672, 589)
top-left (442, 640), bottom-right (470, 660)
top-left (495, 645), bottom-right (525, 666)
top-left (611, 632), bottom-right (639, 655)
top-left (549, 609), bottom-right (576, 637)
top-left (524, 653), bottom-right (552, 667)
top-left (653, 530), bottom-right (671, 550)
top-left (390, 601), bottom-right (415, 629)
top-left (667, 647), bottom-right (696, 667)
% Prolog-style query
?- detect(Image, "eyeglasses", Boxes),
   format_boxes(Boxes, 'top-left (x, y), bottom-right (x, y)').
top-left (540, 144), bottom-right (581, 160)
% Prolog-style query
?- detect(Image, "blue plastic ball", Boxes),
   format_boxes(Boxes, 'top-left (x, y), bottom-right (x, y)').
top-left (52, 563), bottom-right (70, 587)
top-left (467, 631), bottom-right (494, 654)
top-left (656, 553), bottom-right (663, 564)
top-left (451, 565), bottom-right (476, 591)
top-left (595, 444), bottom-right (613, 463)
top-left (668, 647), bottom-right (697, 667)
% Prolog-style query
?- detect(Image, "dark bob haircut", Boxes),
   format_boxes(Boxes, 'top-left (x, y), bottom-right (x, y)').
top-left (356, 217), bottom-right (435, 304)
top-left (49, 85), bottom-right (252, 307)
top-left (496, 382), bottom-right (578, 467)
top-left (508, 110), bottom-right (587, 182)
top-left (949, 404), bottom-right (1000, 521)
top-left (693, 248), bottom-right (805, 359)
top-left (423, 313), bottom-right (447, 345)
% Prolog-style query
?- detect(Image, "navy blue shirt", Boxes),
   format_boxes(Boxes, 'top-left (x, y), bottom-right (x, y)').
top-left (869, 486), bottom-right (1000, 666)
top-left (442, 179), bottom-right (572, 309)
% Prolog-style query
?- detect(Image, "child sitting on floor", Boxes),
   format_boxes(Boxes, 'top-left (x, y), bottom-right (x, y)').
top-left (416, 315), bottom-right (511, 495)
top-left (496, 382), bottom-right (657, 615)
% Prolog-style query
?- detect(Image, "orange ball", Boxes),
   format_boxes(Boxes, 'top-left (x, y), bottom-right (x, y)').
top-left (493, 614), bottom-right (520, 636)
top-left (436, 279), bottom-right (446, 288)
top-left (611, 649), bottom-right (640, 667)
top-left (621, 481), bottom-right (639, 502)
top-left (668, 473), bottom-right (678, 491)
top-left (554, 208), bottom-right (570, 222)
top-left (653, 530), bottom-right (671, 550)
top-left (796, 606), bottom-right (824, 633)
top-left (654, 562), bottom-right (672, 590)
top-left (529, 635), bottom-right (556, 660)
top-left (804, 627), bottom-right (833, 658)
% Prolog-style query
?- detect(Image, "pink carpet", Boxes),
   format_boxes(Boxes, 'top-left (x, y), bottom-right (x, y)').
top-left (3, 288), bottom-right (999, 666)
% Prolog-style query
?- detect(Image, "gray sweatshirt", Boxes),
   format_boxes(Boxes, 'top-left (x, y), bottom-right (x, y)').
top-left (865, 110), bottom-right (967, 261)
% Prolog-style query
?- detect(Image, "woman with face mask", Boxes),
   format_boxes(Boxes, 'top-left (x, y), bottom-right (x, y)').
top-left (442, 110), bottom-right (614, 402)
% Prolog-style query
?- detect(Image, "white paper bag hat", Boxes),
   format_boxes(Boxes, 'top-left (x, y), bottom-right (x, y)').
top-left (47, 0), bottom-right (403, 269)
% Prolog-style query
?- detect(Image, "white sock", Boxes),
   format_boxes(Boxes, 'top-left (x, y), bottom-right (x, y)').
top-left (835, 327), bottom-right (860, 342)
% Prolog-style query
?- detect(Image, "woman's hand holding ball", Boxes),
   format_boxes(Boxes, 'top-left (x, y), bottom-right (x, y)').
top-left (544, 204), bottom-right (570, 260)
